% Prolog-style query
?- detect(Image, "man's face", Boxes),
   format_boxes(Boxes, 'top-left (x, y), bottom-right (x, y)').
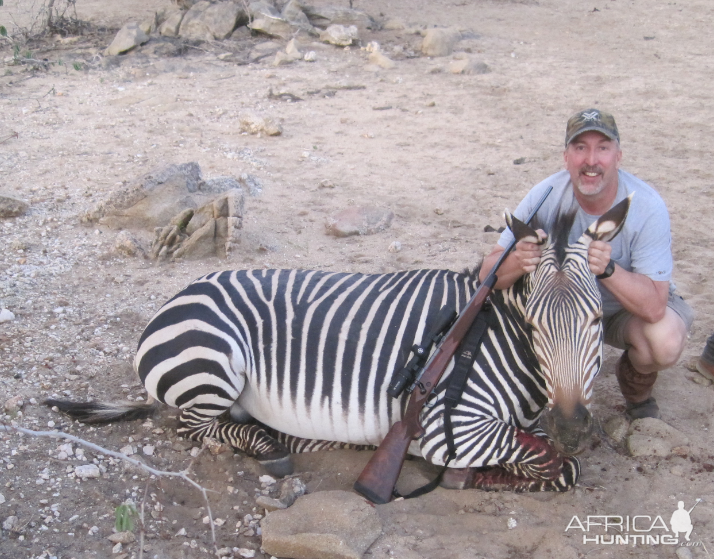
top-left (564, 131), bottom-right (622, 198)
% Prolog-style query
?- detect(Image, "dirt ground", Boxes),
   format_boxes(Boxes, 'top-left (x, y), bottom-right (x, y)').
top-left (1, 0), bottom-right (714, 558)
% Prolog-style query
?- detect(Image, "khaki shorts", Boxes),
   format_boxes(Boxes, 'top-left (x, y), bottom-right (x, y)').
top-left (604, 291), bottom-right (695, 350)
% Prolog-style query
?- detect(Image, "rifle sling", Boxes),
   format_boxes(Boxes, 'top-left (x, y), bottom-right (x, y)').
top-left (396, 303), bottom-right (494, 500)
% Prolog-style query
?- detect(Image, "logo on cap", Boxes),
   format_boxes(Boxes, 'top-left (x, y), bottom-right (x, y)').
top-left (565, 108), bottom-right (620, 146)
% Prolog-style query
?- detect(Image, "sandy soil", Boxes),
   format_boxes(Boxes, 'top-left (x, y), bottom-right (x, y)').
top-left (1, 0), bottom-right (713, 558)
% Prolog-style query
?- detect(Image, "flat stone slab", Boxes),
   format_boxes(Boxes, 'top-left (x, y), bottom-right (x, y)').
top-left (626, 417), bottom-right (689, 457)
top-left (261, 490), bottom-right (382, 559)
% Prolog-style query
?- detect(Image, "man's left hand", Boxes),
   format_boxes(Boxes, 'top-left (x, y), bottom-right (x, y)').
top-left (588, 240), bottom-right (612, 276)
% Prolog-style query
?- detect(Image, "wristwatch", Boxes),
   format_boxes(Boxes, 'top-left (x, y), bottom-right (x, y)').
top-left (596, 259), bottom-right (616, 280)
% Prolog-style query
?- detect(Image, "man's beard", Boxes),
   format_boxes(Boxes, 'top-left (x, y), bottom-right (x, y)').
top-left (575, 165), bottom-right (607, 196)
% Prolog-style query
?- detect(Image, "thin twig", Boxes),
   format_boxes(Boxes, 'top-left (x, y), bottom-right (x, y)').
top-left (0, 423), bottom-right (218, 552)
top-left (0, 132), bottom-right (19, 144)
top-left (0, 87), bottom-right (56, 109)
top-left (139, 481), bottom-right (150, 559)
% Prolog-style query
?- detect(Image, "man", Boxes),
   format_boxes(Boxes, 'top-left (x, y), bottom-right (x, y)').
top-left (479, 108), bottom-right (694, 420)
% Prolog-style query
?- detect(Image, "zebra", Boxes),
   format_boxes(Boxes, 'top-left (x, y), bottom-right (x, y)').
top-left (46, 196), bottom-right (631, 492)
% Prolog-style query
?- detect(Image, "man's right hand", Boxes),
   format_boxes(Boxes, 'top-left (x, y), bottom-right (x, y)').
top-left (512, 229), bottom-right (547, 273)
top-left (479, 229), bottom-right (547, 288)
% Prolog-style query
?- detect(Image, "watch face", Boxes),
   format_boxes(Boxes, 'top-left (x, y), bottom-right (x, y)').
top-left (597, 260), bottom-right (615, 279)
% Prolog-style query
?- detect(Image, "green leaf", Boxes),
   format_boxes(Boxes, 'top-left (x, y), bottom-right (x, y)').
top-left (0, 0), bottom-right (4, 7)
top-left (0, 26), bottom-right (6, 37)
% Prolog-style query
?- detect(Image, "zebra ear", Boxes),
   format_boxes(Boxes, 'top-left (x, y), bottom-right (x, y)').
top-left (505, 210), bottom-right (547, 245)
top-left (584, 193), bottom-right (633, 243)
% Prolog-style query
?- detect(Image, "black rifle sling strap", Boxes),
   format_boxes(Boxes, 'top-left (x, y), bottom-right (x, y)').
top-left (397, 302), bottom-right (494, 500)
top-left (442, 301), bottom-right (494, 462)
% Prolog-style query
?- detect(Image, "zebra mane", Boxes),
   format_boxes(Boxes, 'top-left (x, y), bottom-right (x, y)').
top-left (531, 207), bottom-right (579, 266)
top-left (462, 265), bottom-right (482, 285)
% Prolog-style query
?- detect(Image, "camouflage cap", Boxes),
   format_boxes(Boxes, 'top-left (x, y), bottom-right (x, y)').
top-left (565, 108), bottom-right (620, 147)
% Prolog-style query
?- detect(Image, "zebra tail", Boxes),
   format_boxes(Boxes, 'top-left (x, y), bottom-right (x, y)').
top-left (44, 399), bottom-right (159, 424)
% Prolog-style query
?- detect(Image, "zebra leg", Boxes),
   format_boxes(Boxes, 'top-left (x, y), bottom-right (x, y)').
top-left (440, 430), bottom-right (580, 492)
top-left (441, 457), bottom-right (580, 492)
top-left (177, 409), bottom-right (294, 477)
top-left (265, 427), bottom-right (375, 454)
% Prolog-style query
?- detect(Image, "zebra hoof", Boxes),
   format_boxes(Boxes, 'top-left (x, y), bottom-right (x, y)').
top-left (259, 456), bottom-right (294, 478)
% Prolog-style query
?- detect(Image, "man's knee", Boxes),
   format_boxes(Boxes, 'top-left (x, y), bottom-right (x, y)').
top-left (626, 309), bottom-right (688, 369)
top-left (649, 331), bottom-right (686, 368)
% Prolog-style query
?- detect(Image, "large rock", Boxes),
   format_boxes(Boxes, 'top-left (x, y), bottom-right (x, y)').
top-left (261, 491), bottom-right (382, 559)
top-left (326, 206), bottom-right (394, 237)
top-left (626, 417), bottom-right (690, 457)
top-left (248, 17), bottom-right (293, 40)
top-left (249, 0), bottom-right (281, 19)
top-left (301, 5), bottom-right (377, 30)
top-left (178, 1), bottom-right (214, 41)
top-left (105, 22), bottom-right (150, 56)
top-left (0, 192), bottom-right (29, 217)
top-left (320, 24), bottom-right (359, 47)
top-left (172, 0), bottom-right (202, 8)
top-left (158, 8), bottom-right (185, 37)
top-left (281, 0), bottom-right (316, 34)
top-left (248, 0), bottom-right (294, 39)
top-left (421, 28), bottom-right (462, 57)
top-left (83, 163), bottom-right (240, 231)
top-left (208, 2), bottom-right (247, 39)
top-left (239, 111), bottom-right (283, 136)
top-left (179, 1), bottom-right (247, 40)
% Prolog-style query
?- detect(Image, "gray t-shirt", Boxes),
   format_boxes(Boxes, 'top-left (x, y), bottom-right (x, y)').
top-left (497, 169), bottom-right (673, 317)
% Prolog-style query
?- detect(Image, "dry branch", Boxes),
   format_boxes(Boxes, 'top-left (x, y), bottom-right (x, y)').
top-left (0, 422), bottom-right (219, 552)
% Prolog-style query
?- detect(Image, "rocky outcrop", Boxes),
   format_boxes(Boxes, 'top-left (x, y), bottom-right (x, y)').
top-left (83, 162), bottom-right (208, 230)
top-left (84, 163), bottom-right (250, 260)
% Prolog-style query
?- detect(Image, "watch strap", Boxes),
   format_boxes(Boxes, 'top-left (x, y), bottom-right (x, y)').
top-left (596, 259), bottom-right (615, 280)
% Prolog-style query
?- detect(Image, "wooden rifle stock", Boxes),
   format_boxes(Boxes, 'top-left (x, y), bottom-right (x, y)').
top-left (354, 185), bottom-right (553, 504)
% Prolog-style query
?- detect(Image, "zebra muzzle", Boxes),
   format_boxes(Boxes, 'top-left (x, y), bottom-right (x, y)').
top-left (539, 402), bottom-right (594, 456)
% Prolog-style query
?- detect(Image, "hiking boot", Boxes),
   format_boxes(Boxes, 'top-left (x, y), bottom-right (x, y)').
top-left (696, 358), bottom-right (714, 383)
top-left (697, 334), bottom-right (714, 382)
top-left (615, 351), bottom-right (660, 420)
top-left (625, 397), bottom-right (660, 420)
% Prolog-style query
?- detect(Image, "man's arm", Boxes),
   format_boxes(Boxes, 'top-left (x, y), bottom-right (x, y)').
top-left (589, 240), bottom-right (669, 323)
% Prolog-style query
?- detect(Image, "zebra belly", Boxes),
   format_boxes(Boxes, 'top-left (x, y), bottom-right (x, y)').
top-left (235, 385), bottom-right (389, 445)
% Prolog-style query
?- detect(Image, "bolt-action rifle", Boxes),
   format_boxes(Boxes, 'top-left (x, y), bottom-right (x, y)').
top-left (353, 186), bottom-right (552, 504)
